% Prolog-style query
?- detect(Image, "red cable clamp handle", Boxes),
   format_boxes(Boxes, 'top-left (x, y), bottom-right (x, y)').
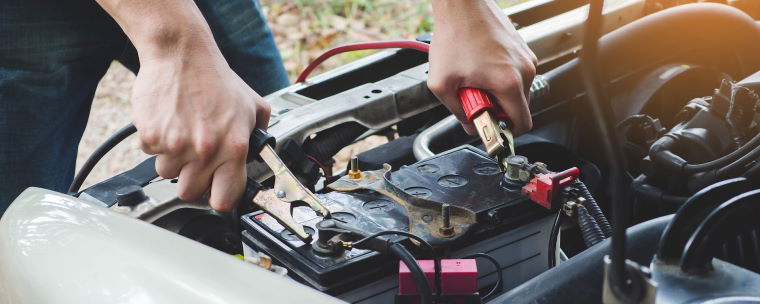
top-left (521, 167), bottom-right (580, 209)
top-left (458, 88), bottom-right (510, 121)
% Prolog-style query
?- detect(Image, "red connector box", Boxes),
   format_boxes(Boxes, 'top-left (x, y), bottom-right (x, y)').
top-left (398, 259), bottom-right (478, 295)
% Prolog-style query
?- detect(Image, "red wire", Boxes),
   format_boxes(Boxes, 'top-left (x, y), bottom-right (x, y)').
top-left (304, 153), bottom-right (335, 179)
top-left (296, 40), bottom-right (431, 83)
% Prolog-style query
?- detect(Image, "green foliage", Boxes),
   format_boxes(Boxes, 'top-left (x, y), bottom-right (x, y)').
top-left (263, 0), bottom-right (524, 79)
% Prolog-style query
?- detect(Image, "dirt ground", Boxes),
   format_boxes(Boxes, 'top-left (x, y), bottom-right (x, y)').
top-left (76, 0), bottom-right (519, 187)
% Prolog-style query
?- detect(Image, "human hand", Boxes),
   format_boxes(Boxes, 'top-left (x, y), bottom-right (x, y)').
top-left (131, 48), bottom-right (270, 212)
top-left (428, 0), bottom-right (537, 135)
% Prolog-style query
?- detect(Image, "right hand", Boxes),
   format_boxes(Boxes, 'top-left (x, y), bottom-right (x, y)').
top-left (427, 0), bottom-right (537, 136)
top-left (131, 47), bottom-right (270, 212)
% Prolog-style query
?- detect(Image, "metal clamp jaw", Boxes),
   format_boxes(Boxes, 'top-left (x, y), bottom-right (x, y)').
top-left (459, 88), bottom-right (515, 170)
top-left (246, 128), bottom-right (331, 243)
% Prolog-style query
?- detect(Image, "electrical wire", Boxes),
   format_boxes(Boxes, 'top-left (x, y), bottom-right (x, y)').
top-left (69, 123), bottom-right (137, 194)
top-left (575, 204), bottom-right (606, 247)
top-left (716, 143), bottom-right (760, 177)
top-left (296, 40), bottom-right (431, 83)
top-left (574, 179), bottom-right (612, 238)
top-left (390, 243), bottom-right (433, 304)
top-left (354, 230), bottom-right (441, 299)
top-left (461, 253), bottom-right (504, 301)
top-left (304, 153), bottom-right (337, 180)
top-left (682, 132), bottom-right (760, 173)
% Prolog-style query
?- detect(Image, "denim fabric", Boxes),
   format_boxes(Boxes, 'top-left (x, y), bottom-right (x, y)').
top-left (0, 0), bottom-right (289, 213)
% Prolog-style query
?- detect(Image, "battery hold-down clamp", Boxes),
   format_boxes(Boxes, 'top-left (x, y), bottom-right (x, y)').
top-left (521, 167), bottom-right (580, 209)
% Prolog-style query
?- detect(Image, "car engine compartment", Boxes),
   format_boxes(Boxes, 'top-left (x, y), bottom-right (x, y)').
top-left (66, 1), bottom-right (760, 303)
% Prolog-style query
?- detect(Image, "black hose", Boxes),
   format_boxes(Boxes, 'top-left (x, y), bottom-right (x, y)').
top-left (574, 180), bottom-right (612, 237)
top-left (69, 123), bottom-right (138, 194)
top-left (461, 253), bottom-right (504, 301)
top-left (650, 131), bottom-right (760, 174)
top-left (390, 243), bottom-right (432, 304)
top-left (575, 204), bottom-right (606, 247)
top-left (301, 122), bottom-right (367, 165)
top-left (742, 159), bottom-right (760, 180)
top-left (716, 143), bottom-right (760, 177)
top-left (580, 0), bottom-right (630, 295)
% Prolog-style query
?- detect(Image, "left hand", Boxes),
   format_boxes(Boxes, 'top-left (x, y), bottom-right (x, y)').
top-left (427, 0), bottom-right (537, 136)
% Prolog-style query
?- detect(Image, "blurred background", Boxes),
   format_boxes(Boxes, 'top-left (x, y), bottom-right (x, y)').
top-left (76, 0), bottom-right (522, 187)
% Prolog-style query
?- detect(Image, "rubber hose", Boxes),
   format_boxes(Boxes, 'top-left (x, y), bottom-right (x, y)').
top-left (742, 159), bottom-right (760, 181)
top-left (716, 143), bottom-right (760, 177)
top-left (574, 180), bottom-right (612, 238)
top-left (301, 123), bottom-right (368, 164)
top-left (576, 204), bottom-right (606, 247)
top-left (650, 131), bottom-right (760, 174)
top-left (389, 243), bottom-right (432, 304)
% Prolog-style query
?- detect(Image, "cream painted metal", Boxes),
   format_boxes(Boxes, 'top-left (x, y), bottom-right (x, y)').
top-left (0, 188), bottom-right (343, 304)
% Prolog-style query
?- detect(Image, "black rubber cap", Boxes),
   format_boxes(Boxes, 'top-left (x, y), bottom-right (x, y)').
top-left (116, 184), bottom-right (149, 207)
top-left (248, 128), bottom-right (276, 161)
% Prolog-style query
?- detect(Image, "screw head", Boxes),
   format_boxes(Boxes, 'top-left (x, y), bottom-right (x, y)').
top-left (276, 191), bottom-right (286, 198)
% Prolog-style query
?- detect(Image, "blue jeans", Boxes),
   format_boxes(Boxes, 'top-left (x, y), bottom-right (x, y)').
top-left (0, 0), bottom-right (290, 213)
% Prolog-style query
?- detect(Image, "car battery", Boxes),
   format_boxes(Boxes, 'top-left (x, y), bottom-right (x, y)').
top-left (241, 146), bottom-right (557, 297)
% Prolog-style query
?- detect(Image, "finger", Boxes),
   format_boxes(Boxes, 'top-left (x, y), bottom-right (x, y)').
top-left (155, 154), bottom-right (186, 179)
top-left (460, 121), bottom-right (477, 135)
top-left (521, 63), bottom-right (537, 105)
top-left (491, 77), bottom-right (533, 136)
top-left (208, 159), bottom-right (246, 212)
top-left (154, 131), bottom-right (192, 178)
top-left (255, 100), bottom-right (271, 130)
top-left (176, 160), bottom-right (217, 203)
top-left (441, 94), bottom-right (478, 136)
top-left (136, 127), bottom-right (162, 155)
top-left (428, 79), bottom-right (478, 135)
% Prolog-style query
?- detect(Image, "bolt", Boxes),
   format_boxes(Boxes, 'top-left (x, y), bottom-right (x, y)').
top-left (348, 156), bottom-right (364, 180)
top-left (505, 155), bottom-right (529, 182)
top-left (276, 191), bottom-right (286, 199)
top-left (439, 204), bottom-right (454, 237)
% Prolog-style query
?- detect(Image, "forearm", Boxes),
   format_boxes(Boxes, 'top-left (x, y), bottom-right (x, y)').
top-left (94, 0), bottom-right (222, 63)
top-left (431, 0), bottom-right (506, 30)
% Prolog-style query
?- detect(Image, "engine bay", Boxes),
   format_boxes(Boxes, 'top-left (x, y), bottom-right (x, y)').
top-left (67, 1), bottom-right (760, 303)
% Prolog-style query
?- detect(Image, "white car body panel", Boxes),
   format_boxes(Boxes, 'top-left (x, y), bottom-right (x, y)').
top-left (0, 188), bottom-right (342, 304)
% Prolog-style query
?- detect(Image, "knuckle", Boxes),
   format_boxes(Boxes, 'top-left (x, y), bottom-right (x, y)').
top-left (228, 138), bottom-right (250, 160)
top-left (523, 117), bottom-right (534, 132)
top-left (140, 130), bottom-right (160, 147)
top-left (194, 136), bottom-right (218, 159)
top-left (426, 78), bottom-right (445, 94)
top-left (258, 100), bottom-right (272, 118)
top-left (500, 72), bottom-right (523, 92)
top-left (528, 51), bottom-right (538, 66)
top-left (156, 166), bottom-right (178, 179)
top-left (522, 60), bottom-right (537, 78)
top-left (177, 187), bottom-right (199, 202)
top-left (166, 134), bottom-right (186, 154)
top-left (209, 198), bottom-right (234, 212)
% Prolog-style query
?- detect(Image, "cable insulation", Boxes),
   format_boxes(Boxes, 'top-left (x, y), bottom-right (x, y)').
top-left (354, 230), bottom-right (441, 297)
top-left (296, 40), bottom-right (430, 83)
top-left (461, 253), bottom-right (504, 301)
top-left (390, 243), bottom-right (433, 304)
top-left (69, 123), bottom-right (137, 194)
